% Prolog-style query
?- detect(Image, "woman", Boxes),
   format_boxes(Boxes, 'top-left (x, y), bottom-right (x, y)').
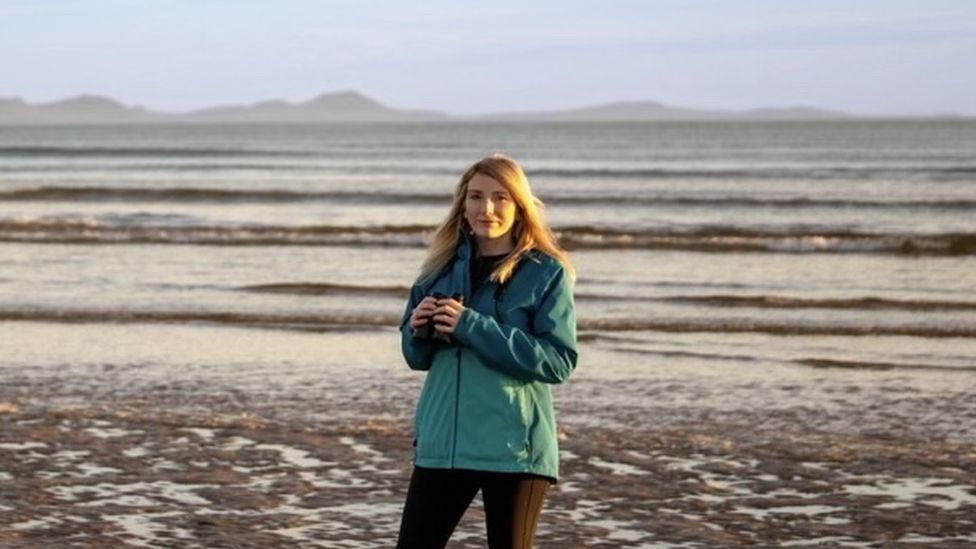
top-left (396, 154), bottom-right (578, 548)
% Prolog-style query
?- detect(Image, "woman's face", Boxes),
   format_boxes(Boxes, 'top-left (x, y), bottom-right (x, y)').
top-left (463, 173), bottom-right (518, 245)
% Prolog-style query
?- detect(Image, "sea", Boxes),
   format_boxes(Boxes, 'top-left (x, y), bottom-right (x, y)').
top-left (1, 121), bottom-right (974, 376)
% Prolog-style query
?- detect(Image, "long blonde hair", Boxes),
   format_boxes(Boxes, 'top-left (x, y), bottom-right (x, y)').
top-left (419, 153), bottom-right (575, 285)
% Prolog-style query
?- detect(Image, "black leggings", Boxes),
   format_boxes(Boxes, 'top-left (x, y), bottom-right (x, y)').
top-left (396, 466), bottom-right (551, 549)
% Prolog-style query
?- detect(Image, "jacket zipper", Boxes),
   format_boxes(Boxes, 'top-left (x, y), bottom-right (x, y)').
top-left (451, 346), bottom-right (462, 467)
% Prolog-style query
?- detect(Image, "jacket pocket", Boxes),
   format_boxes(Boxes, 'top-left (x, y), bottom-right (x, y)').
top-left (459, 383), bottom-right (531, 464)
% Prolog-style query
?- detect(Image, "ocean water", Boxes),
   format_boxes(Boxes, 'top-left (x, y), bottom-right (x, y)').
top-left (0, 121), bottom-right (974, 377)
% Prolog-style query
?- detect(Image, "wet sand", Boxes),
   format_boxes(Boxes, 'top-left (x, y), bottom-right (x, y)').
top-left (2, 381), bottom-right (975, 547)
top-left (2, 324), bottom-right (976, 547)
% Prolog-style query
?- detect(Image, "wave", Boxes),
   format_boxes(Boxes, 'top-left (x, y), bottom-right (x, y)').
top-left (577, 318), bottom-right (976, 338)
top-left (0, 186), bottom-right (448, 204)
top-left (556, 195), bottom-right (976, 210)
top-left (0, 163), bottom-right (317, 173)
top-left (0, 218), bottom-right (431, 247)
top-left (0, 146), bottom-right (305, 158)
top-left (602, 226), bottom-right (976, 255)
top-left (793, 358), bottom-right (975, 372)
top-left (659, 295), bottom-right (976, 312)
top-left (2, 218), bottom-right (974, 255)
top-left (602, 346), bottom-right (761, 363)
top-left (3, 307), bottom-right (973, 338)
top-left (3, 185), bottom-right (975, 211)
top-left (2, 161), bottom-right (975, 182)
top-left (235, 283), bottom-right (659, 302)
top-left (557, 226), bottom-right (976, 255)
top-left (528, 166), bottom-right (976, 181)
top-left (228, 284), bottom-right (976, 313)
top-left (0, 308), bottom-right (399, 330)
top-left (239, 282), bottom-right (410, 297)
top-left (597, 346), bottom-right (976, 371)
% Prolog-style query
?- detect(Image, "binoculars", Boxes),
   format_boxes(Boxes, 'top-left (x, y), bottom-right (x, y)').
top-left (414, 292), bottom-right (463, 341)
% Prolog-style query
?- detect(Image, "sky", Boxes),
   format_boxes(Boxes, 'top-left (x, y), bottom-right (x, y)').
top-left (2, 0), bottom-right (975, 116)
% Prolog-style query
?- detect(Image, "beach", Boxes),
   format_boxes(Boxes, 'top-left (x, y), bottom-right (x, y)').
top-left (1, 120), bottom-right (975, 546)
top-left (1, 323), bottom-right (975, 547)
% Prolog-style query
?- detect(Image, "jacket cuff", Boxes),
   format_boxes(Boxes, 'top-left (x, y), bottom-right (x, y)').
top-left (452, 306), bottom-right (479, 344)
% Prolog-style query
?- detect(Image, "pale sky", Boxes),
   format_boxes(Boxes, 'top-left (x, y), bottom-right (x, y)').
top-left (2, 0), bottom-right (975, 115)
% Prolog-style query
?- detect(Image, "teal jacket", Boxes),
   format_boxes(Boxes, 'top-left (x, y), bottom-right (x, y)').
top-left (400, 234), bottom-right (578, 481)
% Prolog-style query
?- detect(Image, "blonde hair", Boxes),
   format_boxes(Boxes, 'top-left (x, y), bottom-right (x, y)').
top-left (419, 153), bottom-right (575, 285)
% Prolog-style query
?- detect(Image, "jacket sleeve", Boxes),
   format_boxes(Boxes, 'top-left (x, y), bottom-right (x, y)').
top-left (452, 265), bottom-right (577, 384)
top-left (400, 283), bottom-right (436, 371)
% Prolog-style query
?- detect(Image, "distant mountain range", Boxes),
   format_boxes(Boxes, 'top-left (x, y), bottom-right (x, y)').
top-left (0, 90), bottom-right (947, 124)
top-left (479, 101), bottom-right (849, 121)
top-left (0, 92), bottom-right (446, 124)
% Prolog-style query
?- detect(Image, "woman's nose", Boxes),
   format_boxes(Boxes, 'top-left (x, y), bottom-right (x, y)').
top-left (483, 199), bottom-right (494, 215)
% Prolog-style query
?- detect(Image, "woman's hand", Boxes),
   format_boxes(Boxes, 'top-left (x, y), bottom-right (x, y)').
top-left (409, 296), bottom-right (437, 330)
top-left (432, 296), bottom-right (465, 336)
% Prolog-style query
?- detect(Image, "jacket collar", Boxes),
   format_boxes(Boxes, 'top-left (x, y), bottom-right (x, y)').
top-left (457, 229), bottom-right (474, 262)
